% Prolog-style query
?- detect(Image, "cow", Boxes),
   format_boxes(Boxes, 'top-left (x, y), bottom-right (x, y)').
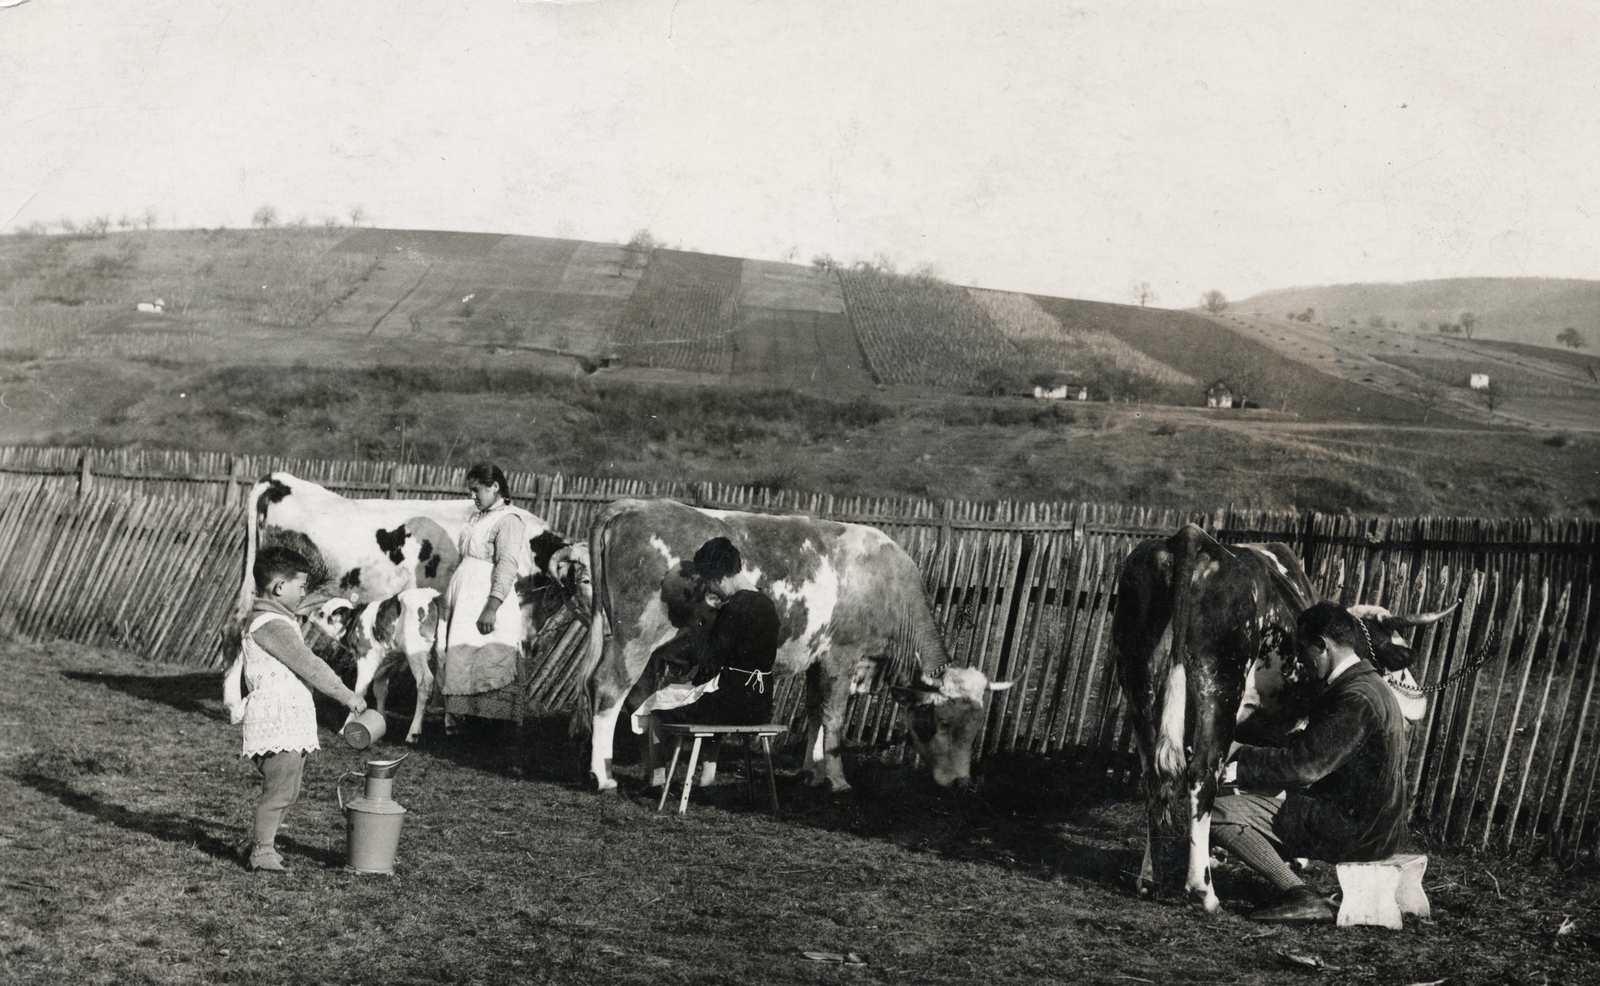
top-left (577, 498), bottom-right (1011, 793)
top-left (1112, 523), bottom-right (1454, 912)
top-left (232, 472), bottom-right (594, 619)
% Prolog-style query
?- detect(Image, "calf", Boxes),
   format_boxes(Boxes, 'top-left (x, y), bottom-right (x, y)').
top-left (307, 588), bottom-right (441, 744)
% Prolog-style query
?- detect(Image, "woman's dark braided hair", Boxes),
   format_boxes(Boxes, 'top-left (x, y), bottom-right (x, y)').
top-left (465, 462), bottom-right (511, 503)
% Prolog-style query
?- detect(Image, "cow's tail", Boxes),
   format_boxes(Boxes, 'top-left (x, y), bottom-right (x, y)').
top-left (567, 508), bottom-right (613, 738)
top-left (235, 476), bottom-right (273, 624)
top-left (1158, 524), bottom-right (1213, 780)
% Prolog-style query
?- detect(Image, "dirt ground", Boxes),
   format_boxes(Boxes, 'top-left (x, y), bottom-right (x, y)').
top-left (3, 639), bottom-right (1597, 986)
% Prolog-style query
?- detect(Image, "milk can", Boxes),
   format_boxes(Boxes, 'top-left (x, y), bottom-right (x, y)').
top-left (337, 753), bottom-right (409, 874)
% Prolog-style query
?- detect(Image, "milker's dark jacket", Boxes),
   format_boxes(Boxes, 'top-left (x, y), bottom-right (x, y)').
top-left (1234, 660), bottom-right (1409, 862)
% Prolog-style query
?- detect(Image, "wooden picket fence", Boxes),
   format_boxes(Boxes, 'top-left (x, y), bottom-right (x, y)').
top-left (0, 445), bottom-right (1596, 858)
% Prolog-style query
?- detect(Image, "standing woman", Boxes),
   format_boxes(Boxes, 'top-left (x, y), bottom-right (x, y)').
top-left (438, 462), bottom-right (526, 721)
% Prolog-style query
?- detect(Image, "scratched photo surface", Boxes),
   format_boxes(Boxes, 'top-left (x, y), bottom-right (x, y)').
top-left (1, 3), bottom-right (1597, 985)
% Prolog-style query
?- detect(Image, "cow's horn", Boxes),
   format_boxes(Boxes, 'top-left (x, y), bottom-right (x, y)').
top-left (987, 680), bottom-right (1014, 692)
top-left (1382, 602), bottom-right (1460, 629)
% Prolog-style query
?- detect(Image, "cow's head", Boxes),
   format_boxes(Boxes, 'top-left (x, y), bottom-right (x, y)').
top-left (890, 667), bottom-right (1013, 788)
top-left (1296, 601), bottom-right (1458, 721)
top-left (548, 542), bottom-right (593, 617)
top-left (305, 598), bottom-right (355, 645)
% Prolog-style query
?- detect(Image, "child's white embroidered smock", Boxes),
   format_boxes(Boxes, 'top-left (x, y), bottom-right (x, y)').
top-left (240, 611), bottom-right (320, 756)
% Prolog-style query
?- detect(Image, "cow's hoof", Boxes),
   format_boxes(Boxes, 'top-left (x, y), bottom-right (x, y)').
top-left (590, 774), bottom-right (618, 793)
top-left (1187, 889), bottom-right (1222, 914)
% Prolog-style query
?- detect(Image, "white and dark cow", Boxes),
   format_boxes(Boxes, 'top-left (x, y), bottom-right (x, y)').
top-left (234, 472), bottom-right (594, 618)
top-left (1112, 523), bottom-right (1454, 912)
top-left (578, 498), bottom-right (1010, 793)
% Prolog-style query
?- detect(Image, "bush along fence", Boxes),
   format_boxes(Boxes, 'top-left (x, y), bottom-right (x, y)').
top-left (0, 445), bottom-right (1595, 858)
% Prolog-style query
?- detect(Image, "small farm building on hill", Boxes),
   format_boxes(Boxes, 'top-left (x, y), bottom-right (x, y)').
top-left (1205, 382), bottom-right (1234, 408)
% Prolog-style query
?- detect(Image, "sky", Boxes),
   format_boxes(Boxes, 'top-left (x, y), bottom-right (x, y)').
top-left (3, 0), bottom-right (1598, 306)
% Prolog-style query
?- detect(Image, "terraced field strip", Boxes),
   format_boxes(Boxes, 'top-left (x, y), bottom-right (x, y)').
top-left (973, 288), bottom-right (1195, 387)
top-left (612, 250), bottom-right (743, 373)
top-left (726, 308), bottom-right (875, 397)
top-left (839, 270), bottom-right (1024, 388)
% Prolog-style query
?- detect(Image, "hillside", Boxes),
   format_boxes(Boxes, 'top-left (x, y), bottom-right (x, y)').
top-left (1234, 277), bottom-right (1600, 352)
top-left (0, 226), bottom-right (1596, 519)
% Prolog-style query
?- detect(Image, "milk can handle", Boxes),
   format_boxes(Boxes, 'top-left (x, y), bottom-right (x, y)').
top-left (337, 772), bottom-right (362, 813)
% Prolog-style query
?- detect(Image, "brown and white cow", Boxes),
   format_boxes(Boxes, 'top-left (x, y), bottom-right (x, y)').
top-left (1112, 523), bottom-right (1454, 912)
top-left (577, 498), bottom-right (1010, 793)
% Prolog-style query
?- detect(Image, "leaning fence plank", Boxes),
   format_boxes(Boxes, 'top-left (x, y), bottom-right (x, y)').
top-left (1505, 583), bottom-right (1573, 848)
top-left (1482, 578), bottom-right (1551, 850)
top-left (1555, 611), bottom-right (1600, 855)
top-left (1460, 578), bottom-right (1527, 844)
top-left (1434, 572), bottom-right (1500, 840)
top-left (1532, 584), bottom-right (1594, 845)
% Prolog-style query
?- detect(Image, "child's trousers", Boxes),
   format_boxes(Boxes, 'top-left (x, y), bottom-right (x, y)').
top-left (251, 750), bottom-right (306, 847)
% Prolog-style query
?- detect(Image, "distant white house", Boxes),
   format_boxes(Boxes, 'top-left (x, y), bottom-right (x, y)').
top-left (135, 298), bottom-right (165, 314)
top-left (1206, 382), bottom-right (1234, 408)
top-left (1470, 373), bottom-right (1490, 390)
top-left (1033, 384), bottom-right (1090, 401)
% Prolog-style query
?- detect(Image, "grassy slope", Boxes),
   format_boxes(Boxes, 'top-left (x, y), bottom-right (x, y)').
top-left (1033, 297), bottom-right (1441, 423)
top-left (1234, 277), bottom-right (1600, 350)
top-left (5, 639), bottom-right (1597, 986)
top-left (1, 228), bottom-right (1597, 518)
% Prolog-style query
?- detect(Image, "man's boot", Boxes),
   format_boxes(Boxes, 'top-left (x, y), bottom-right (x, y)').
top-left (1249, 885), bottom-right (1334, 924)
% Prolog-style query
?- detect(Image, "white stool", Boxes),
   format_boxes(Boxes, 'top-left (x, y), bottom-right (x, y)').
top-left (656, 723), bottom-right (783, 816)
top-left (1335, 853), bottom-right (1429, 929)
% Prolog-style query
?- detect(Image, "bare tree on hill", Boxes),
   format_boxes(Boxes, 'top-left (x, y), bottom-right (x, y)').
top-left (1133, 281), bottom-right (1156, 307)
top-left (1557, 327), bottom-right (1587, 349)
top-left (1202, 290), bottom-right (1228, 314)
top-left (1414, 379), bottom-right (1447, 423)
top-left (252, 205), bottom-right (278, 229)
top-left (1459, 311), bottom-right (1477, 339)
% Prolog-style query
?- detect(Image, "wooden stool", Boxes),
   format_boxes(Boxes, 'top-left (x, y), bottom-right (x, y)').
top-left (1335, 853), bottom-right (1430, 929)
top-left (656, 724), bottom-right (783, 816)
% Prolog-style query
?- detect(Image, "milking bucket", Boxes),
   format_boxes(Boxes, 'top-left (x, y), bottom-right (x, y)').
top-left (342, 708), bottom-right (387, 749)
top-left (337, 754), bottom-right (408, 874)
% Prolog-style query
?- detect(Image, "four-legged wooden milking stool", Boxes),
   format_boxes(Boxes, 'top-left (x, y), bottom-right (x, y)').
top-left (656, 723), bottom-right (783, 815)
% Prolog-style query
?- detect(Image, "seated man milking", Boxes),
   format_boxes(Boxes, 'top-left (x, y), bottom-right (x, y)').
top-left (633, 537), bottom-right (781, 788)
top-left (1212, 602), bottom-right (1413, 924)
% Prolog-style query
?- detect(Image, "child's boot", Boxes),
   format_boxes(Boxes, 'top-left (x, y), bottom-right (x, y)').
top-left (248, 843), bottom-right (288, 872)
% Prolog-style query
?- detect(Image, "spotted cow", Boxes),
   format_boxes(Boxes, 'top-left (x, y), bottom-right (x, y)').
top-left (233, 472), bottom-right (577, 621)
top-left (1112, 523), bottom-right (1454, 912)
top-left (577, 498), bottom-right (1010, 793)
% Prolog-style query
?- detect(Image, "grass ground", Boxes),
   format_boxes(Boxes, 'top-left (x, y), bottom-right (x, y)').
top-left (4, 639), bottom-right (1599, 985)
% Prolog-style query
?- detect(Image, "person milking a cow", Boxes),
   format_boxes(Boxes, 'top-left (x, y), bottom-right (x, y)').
top-left (630, 536), bottom-right (781, 789)
top-left (1212, 603), bottom-right (1413, 924)
top-left (437, 463), bottom-right (528, 726)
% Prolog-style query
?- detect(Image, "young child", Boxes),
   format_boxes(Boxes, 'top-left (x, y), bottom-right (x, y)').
top-left (231, 546), bottom-right (365, 872)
